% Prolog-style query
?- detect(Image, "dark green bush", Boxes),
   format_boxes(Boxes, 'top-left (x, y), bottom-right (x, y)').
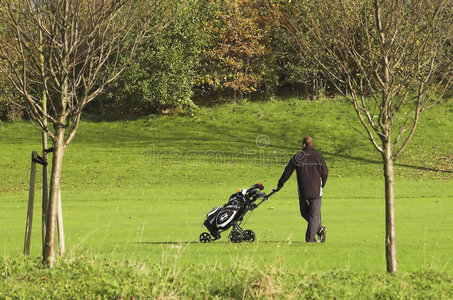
top-left (104, 0), bottom-right (209, 115)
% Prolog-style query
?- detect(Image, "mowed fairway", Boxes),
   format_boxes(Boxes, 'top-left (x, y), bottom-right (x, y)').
top-left (1, 98), bottom-right (452, 275)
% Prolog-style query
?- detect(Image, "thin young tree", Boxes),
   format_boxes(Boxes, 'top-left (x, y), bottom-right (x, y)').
top-left (283, 0), bottom-right (453, 273)
top-left (0, 0), bottom-right (174, 267)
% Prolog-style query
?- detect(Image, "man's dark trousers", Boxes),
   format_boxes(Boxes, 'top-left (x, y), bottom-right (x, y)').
top-left (299, 196), bottom-right (322, 243)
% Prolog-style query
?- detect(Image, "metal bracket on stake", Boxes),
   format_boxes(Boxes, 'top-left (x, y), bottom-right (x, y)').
top-left (32, 155), bottom-right (47, 166)
top-left (44, 147), bottom-right (54, 154)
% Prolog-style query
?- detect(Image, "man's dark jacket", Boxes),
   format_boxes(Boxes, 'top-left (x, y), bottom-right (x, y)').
top-left (278, 146), bottom-right (328, 199)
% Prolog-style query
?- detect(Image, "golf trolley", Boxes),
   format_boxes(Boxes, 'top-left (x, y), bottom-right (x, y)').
top-left (199, 183), bottom-right (276, 243)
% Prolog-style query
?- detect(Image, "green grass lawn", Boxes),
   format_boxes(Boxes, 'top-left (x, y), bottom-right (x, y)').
top-left (0, 97), bottom-right (452, 297)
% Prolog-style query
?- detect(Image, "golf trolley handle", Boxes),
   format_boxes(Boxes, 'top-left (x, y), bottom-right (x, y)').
top-left (266, 190), bottom-right (278, 199)
top-left (254, 189), bottom-right (278, 207)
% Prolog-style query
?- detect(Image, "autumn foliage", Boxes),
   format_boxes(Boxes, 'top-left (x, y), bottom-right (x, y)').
top-left (204, 0), bottom-right (274, 96)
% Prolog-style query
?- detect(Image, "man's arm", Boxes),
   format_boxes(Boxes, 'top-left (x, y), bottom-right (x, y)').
top-left (277, 157), bottom-right (295, 190)
top-left (320, 155), bottom-right (328, 187)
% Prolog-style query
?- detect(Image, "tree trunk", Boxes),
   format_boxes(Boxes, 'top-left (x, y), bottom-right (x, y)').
top-left (43, 124), bottom-right (65, 267)
top-left (42, 132), bottom-right (48, 257)
top-left (383, 141), bottom-right (398, 273)
top-left (41, 112), bottom-right (48, 257)
top-left (40, 35), bottom-right (49, 258)
top-left (57, 187), bottom-right (65, 256)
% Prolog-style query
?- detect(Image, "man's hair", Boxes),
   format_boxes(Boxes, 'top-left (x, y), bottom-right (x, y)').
top-left (303, 136), bottom-right (314, 148)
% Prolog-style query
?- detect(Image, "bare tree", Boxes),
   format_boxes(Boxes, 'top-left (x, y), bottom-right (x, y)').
top-left (283, 0), bottom-right (453, 273)
top-left (0, 0), bottom-right (174, 267)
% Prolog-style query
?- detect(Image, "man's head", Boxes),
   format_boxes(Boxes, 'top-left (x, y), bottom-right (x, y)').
top-left (302, 136), bottom-right (314, 149)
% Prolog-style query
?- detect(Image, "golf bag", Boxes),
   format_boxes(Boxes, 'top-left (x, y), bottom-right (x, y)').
top-left (199, 183), bottom-right (275, 243)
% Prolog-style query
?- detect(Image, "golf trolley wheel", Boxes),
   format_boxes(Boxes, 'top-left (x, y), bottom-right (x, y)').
top-left (199, 232), bottom-right (212, 243)
top-left (228, 231), bottom-right (242, 243)
top-left (244, 230), bottom-right (256, 242)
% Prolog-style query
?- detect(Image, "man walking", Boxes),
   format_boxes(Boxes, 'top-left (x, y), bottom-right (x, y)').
top-left (276, 136), bottom-right (328, 243)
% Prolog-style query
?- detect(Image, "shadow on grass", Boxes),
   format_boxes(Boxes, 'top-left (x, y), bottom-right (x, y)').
top-left (322, 150), bottom-right (452, 174)
top-left (136, 241), bottom-right (307, 245)
top-left (75, 106), bottom-right (451, 176)
top-left (182, 121), bottom-right (453, 175)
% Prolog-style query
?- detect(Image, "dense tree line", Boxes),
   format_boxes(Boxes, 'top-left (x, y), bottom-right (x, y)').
top-left (1, 0), bottom-right (451, 119)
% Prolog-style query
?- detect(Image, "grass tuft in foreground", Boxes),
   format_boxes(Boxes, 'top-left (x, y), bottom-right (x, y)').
top-left (1, 255), bottom-right (452, 299)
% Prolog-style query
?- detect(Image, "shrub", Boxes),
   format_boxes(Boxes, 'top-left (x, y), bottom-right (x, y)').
top-left (104, 0), bottom-right (209, 115)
